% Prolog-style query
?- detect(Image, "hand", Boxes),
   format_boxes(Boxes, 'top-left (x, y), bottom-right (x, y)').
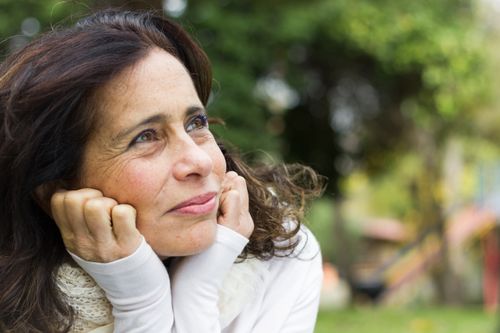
top-left (217, 171), bottom-right (254, 239)
top-left (51, 188), bottom-right (142, 262)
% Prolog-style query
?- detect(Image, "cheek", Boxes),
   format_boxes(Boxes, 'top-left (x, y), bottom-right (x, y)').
top-left (100, 158), bottom-right (169, 206)
top-left (118, 170), bottom-right (154, 201)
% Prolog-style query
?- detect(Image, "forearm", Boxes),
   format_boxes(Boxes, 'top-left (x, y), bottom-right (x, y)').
top-left (170, 225), bottom-right (248, 332)
top-left (70, 237), bottom-right (173, 333)
top-left (71, 225), bottom-right (249, 333)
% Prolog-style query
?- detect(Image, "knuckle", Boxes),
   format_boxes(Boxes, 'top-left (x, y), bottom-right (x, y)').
top-left (244, 221), bottom-right (254, 235)
top-left (84, 198), bottom-right (105, 211)
top-left (114, 204), bottom-right (135, 216)
top-left (65, 189), bottom-right (103, 207)
top-left (50, 193), bottom-right (65, 210)
top-left (77, 188), bottom-right (103, 197)
top-left (228, 188), bottom-right (239, 195)
top-left (51, 191), bottom-right (65, 204)
top-left (63, 191), bottom-right (83, 207)
top-left (227, 189), bottom-right (240, 200)
top-left (237, 176), bottom-right (247, 186)
top-left (85, 197), bottom-right (116, 211)
top-left (226, 171), bottom-right (238, 179)
top-left (102, 197), bottom-right (118, 207)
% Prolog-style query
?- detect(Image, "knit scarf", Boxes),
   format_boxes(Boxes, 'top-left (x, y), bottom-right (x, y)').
top-left (56, 258), bottom-right (267, 332)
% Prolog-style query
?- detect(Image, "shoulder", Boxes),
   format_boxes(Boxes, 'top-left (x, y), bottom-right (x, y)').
top-left (293, 224), bottom-right (322, 260)
top-left (239, 225), bottom-right (322, 329)
top-left (266, 224), bottom-right (322, 279)
top-left (277, 220), bottom-right (321, 260)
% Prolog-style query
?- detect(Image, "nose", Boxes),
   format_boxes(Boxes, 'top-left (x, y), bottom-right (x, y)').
top-left (171, 134), bottom-right (213, 181)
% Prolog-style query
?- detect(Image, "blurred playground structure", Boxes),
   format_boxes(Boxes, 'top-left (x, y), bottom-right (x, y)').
top-left (321, 163), bottom-right (500, 311)
top-left (321, 209), bottom-right (500, 310)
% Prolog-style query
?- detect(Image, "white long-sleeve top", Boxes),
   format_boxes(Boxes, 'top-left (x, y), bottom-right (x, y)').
top-left (68, 224), bottom-right (322, 333)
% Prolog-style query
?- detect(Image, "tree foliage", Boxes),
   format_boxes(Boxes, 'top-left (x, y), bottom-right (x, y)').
top-left (275, 0), bottom-right (487, 193)
top-left (169, 0), bottom-right (487, 195)
top-left (0, 0), bottom-right (489, 195)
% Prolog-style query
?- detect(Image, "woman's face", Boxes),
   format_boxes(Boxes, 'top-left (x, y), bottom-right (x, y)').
top-left (78, 48), bottom-right (226, 257)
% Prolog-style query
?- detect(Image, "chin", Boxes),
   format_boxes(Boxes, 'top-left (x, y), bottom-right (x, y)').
top-left (183, 221), bottom-right (218, 255)
top-left (152, 220), bottom-right (218, 258)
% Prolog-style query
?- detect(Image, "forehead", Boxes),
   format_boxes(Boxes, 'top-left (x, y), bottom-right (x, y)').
top-left (90, 48), bottom-right (200, 126)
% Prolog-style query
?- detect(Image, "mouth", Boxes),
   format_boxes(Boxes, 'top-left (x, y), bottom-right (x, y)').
top-left (167, 192), bottom-right (218, 215)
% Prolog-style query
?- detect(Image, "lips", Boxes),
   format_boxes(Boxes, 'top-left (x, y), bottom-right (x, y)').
top-left (167, 192), bottom-right (218, 215)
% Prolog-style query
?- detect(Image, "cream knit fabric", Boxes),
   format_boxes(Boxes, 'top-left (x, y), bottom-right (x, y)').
top-left (56, 263), bottom-right (113, 332)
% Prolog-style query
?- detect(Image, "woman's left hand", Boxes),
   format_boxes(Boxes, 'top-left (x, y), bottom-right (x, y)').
top-left (217, 171), bottom-right (254, 239)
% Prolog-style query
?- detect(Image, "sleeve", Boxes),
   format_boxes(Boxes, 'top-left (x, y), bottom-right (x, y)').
top-left (70, 237), bottom-right (173, 333)
top-left (169, 224), bottom-right (249, 332)
top-left (72, 226), bottom-right (248, 333)
top-left (248, 226), bottom-right (323, 333)
top-left (278, 234), bottom-right (323, 333)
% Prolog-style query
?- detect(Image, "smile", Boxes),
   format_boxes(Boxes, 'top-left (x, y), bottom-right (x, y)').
top-left (167, 192), bottom-right (218, 215)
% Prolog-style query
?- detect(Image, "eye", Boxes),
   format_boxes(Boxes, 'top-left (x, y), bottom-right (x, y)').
top-left (130, 129), bottom-right (158, 146)
top-left (186, 114), bottom-right (209, 132)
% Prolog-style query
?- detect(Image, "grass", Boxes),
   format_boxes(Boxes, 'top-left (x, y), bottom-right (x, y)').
top-left (315, 306), bottom-right (497, 333)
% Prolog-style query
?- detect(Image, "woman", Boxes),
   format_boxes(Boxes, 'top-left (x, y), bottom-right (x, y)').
top-left (0, 10), bottom-right (324, 333)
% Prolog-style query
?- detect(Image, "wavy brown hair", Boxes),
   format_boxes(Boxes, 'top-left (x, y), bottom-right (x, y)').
top-left (0, 10), bottom-right (323, 332)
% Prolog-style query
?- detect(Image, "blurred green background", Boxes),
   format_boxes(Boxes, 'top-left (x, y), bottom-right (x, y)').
top-left (2, 0), bottom-right (500, 331)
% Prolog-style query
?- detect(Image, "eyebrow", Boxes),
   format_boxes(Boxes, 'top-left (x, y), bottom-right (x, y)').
top-left (111, 106), bottom-right (206, 142)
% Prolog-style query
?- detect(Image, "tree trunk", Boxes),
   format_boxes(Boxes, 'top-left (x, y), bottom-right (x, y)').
top-left (332, 196), bottom-right (352, 281)
top-left (416, 130), bottom-right (462, 304)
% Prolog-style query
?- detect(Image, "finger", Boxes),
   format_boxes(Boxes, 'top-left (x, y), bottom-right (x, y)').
top-left (83, 197), bottom-right (117, 243)
top-left (222, 173), bottom-right (249, 212)
top-left (111, 204), bottom-right (142, 253)
top-left (221, 171), bottom-right (239, 191)
top-left (50, 190), bottom-right (72, 235)
top-left (60, 189), bottom-right (103, 236)
top-left (233, 176), bottom-right (249, 211)
top-left (218, 189), bottom-right (241, 228)
top-left (83, 196), bottom-right (116, 235)
top-left (225, 171), bottom-right (239, 180)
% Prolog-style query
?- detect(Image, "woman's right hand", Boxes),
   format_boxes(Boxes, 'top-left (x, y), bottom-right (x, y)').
top-left (217, 171), bottom-right (254, 239)
top-left (51, 188), bottom-right (142, 262)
